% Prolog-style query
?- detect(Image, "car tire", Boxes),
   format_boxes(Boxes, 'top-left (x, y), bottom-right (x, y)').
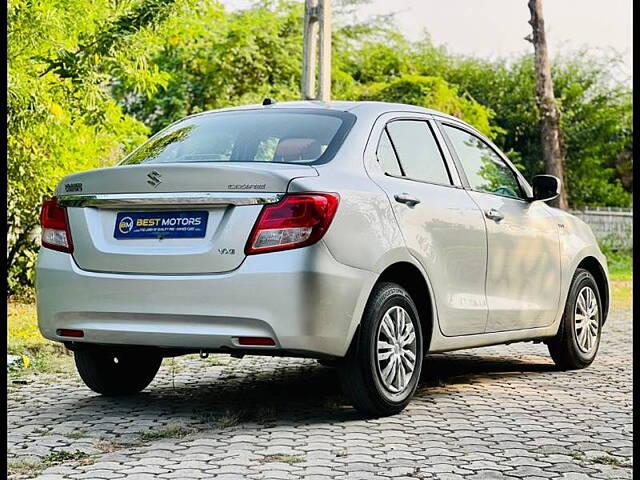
top-left (74, 349), bottom-right (162, 396)
top-left (338, 282), bottom-right (423, 417)
top-left (547, 268), bottom-right (602, 370)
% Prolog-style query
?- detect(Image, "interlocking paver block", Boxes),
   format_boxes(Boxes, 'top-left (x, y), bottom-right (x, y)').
top-left (5, 309), bottom-right (631, 480)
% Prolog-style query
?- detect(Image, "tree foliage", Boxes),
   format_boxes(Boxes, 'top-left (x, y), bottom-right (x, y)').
top-left (7, 0), bottom-right (188, 296)
top-left (7, 0), bottom-right (633, 296)
top-left (354, 75), bottom-right (501, 139)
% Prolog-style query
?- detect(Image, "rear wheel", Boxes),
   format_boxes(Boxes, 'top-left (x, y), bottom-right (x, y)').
top-left (338, 282), bottom-right (423, 417)
top-left (74, 348), bottom-right (162, 395)
top-left (547, 268), bottom-right (602, 370)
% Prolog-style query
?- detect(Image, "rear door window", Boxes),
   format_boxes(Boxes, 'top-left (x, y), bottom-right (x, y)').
top-left (376, 130), bottom-right (402, 176)
top-left (386, 120), bottom-right (452, 185)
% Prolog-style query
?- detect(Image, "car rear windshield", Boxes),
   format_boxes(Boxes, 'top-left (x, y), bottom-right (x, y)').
top-left (120, 109), bottom-right (355, 166)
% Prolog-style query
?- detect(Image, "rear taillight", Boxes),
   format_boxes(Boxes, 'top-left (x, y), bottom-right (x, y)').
top-left (57, 329), bottom-right (84, 338)
top-left (40, 197), bottom-right (73, 253)
top-left (245, 193), bottom-right (339, 255)
top-left (237, 337), bottom-right (276, 346)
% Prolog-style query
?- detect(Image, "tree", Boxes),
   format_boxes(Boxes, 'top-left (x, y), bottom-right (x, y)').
top-left (355, 75), bottom-right (501, 139)
top-left (526, 0), bottom-right (568, 209)
top-left (7, 0), bottom-right (187, 297)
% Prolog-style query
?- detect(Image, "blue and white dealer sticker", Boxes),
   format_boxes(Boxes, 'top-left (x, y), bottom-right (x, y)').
top-left (114, 211), bottom-right (208, 239)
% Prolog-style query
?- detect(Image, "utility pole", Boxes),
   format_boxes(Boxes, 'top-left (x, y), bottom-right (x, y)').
top-left (302, 0), bottom-right (332, 102)
top-left (526, 0), bottom-right (569, 209)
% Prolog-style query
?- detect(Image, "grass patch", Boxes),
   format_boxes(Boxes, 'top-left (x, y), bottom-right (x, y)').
top-left (199, 404), bottom-right (280, 430)
top-left (93, 439), bottom-right (122, 453)
top-left (603, 247), bottom-right (632, 280)
top-left (262, 454), bottom-right (305, 464)
top-left (200, 410), bottom-right (242, 429)
top-left (8, 450), bottom-right (91, 478)
top-left (610, 269), bottom-right (633, 282)
top-left (205, 354), bottom-right (229, 366)
top-left (138, 425), bottom-right (192, 441)
top-left (64, 429), bottom-right (87, 439)
top-left (601, 246), bottom-right (632, 310)
top-left (214, 412), bottom-right (242, 429)
top-left (590, 455), bottom-right (632, 468)
top-left (8, 302), bottom-right (74, 376)
top-left (570, 451), bottom-right (586, 460)
top-left (611, 280), bottom-right (632, 310)
top-left (7, 457), bottom-right (43, 478)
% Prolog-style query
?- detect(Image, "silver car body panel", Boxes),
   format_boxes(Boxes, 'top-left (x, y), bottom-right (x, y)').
top-left (362, 112), bottom-right (490, 337)
top-left (37, 242), bottom-right (377, 357)
top-left (37, 100), bottom-right (609, 357)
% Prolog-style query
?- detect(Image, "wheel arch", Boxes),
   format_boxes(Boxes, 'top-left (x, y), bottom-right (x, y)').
top-left (374, 261), bottom-right (435, 351)
top-left (576, 256), bottom-right (610, 324)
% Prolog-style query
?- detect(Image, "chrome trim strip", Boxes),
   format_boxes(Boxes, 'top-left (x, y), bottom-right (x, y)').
top-left (57, 192), bottom-right (284, 208)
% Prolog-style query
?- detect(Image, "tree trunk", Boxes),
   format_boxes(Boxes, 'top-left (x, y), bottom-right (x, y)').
top-left (527, 0), bottom-right (569, 209)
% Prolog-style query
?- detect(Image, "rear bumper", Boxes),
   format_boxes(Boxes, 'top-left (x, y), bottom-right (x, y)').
top-left (36, 242), bottom-right (377, 357)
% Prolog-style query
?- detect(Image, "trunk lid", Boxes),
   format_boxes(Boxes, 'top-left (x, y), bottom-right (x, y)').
top-left (57, 163), bottom-right (317, 274)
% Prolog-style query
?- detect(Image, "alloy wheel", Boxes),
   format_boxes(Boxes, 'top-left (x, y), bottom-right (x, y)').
top-left (574, 286), bottom-right (599, 354)
top-left (375, 306), bottom-right (417, 393)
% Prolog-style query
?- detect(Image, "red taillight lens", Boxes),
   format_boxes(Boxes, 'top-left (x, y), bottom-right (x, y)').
top-left (237, 337), bottom-right (276, 346)
top-left (40, 197), bottom-right (73, 253)
top-left (245, 193), bottom-right (339, 255)
top-left (57, 329), bottom-right (84, 338)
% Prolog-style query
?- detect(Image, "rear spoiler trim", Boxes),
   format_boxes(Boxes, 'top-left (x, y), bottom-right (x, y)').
top-left (57, 192), bottom-right (284, 209)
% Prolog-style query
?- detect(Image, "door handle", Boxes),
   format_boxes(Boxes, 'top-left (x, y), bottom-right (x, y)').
top-left (394, 193), bottom-right (421, 206)
top-left (485, 208), bottom-right (504, 221)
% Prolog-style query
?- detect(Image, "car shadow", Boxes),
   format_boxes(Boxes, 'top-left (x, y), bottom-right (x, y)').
top-left (65, 352), bottom-right (559, 429)
top-left (420, 351), bottom-right (557, 385)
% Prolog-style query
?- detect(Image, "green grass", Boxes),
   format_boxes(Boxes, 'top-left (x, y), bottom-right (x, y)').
top-left (601, 247), bottom-right (632, 310)
top-left (262, 454), bottom-right (306, 464)
top-left (64, 429), bottom-right (87, 439)
top-left (602, 246), bottom-right (632, 280)
top-left (611, 279), bottom-right (632, 310)
top-left (92, 439), bottom-right (123, 453)
top-left (8, 450), bottom-right (91, 478)
top-left (212, 411), bottom-right (242, 429)
top-left (570, 451), bottom-right (586, 460)
top-left (7, 302), bottom-right (74, 376)
top-left (138, 425), bottom-right (192, 441)
top-left (590, 455), bottom-right (632, 468)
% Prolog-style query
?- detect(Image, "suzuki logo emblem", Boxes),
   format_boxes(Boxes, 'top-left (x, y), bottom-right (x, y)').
top-left (147, 170), bottom-right (162, 187)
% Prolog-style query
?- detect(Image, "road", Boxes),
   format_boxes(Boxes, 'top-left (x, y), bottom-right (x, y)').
top-left (8, 308), bottom-right (632, 479)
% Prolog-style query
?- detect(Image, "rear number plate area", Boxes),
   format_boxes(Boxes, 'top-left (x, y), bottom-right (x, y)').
top-left (114, 211), bottom-right (208, 239)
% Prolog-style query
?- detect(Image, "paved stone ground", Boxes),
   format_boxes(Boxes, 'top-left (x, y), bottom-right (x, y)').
top-left (8, 308), bottom-right (632, 479)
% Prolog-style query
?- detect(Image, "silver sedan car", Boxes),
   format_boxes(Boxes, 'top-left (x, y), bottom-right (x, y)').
top-left (36, 101), bottom-right (609, 416)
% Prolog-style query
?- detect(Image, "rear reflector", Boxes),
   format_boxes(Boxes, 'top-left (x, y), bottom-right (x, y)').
top-left (237, 337), bottom-right (276, 346)
top-left (57, 329), bottom-right (84, 338)
top-left (245, 193), bottom-right (339, 254)
top-left (40, 197), bottom-right (73, 253)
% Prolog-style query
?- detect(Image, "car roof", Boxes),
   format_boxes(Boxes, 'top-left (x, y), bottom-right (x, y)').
top-left (194, 100), bottom-right (464, 124)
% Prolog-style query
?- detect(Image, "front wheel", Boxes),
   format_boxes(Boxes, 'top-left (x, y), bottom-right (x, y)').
top-left (74, 348), bottom-right (162, 396)
top-left (338, 282), bottom-right (423, 417)
top-left (547, 268), bottom-right (602, 370)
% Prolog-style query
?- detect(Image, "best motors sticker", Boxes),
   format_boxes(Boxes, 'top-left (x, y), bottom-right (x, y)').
top-left (114, 211), bottom-right (208, 239)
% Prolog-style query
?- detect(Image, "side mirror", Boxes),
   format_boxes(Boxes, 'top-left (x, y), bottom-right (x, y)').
top-left (530, 175), bottom-right (560, 202)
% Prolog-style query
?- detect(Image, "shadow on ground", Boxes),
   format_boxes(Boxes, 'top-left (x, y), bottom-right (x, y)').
top-left (63, 351), bottom-right (558, 429)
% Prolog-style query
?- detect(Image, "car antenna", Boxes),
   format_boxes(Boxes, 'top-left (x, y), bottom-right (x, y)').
top-left (262, 97), bottom-right (277, 106)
